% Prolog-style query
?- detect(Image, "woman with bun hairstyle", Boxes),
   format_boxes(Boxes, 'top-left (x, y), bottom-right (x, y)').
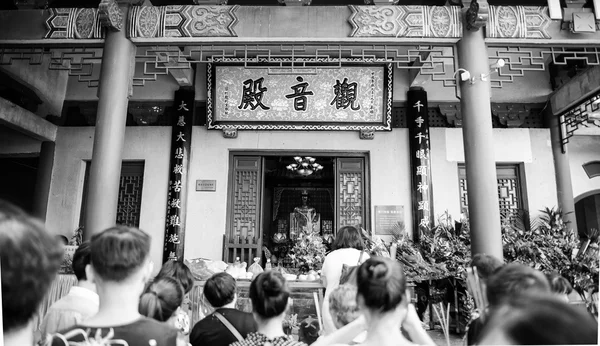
top-left (139, 276), bottom-right (191, 346)
top-left (355, 257), bottom-right (434, 346)
top-left (230, 271), bottom-right (307, 346)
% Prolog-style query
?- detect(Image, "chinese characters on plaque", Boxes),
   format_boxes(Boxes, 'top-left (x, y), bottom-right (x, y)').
top-left (213, 66), bottom-right (387, 124)
top-left (163, 88), bottom-right (194, 263)
top-left (407, 88), bottom-right (434, 241)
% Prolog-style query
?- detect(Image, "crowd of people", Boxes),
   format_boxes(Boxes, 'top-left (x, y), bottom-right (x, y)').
top-left (1, 200), bottom-right (598, 346)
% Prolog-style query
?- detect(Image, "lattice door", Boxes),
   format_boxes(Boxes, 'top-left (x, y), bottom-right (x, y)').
top-left (80, 161), bottom-right (145, 228)
top-left (225, 156), bottom-right (262, 262)
top-left (458, 165), bottom-right (524, 222)
top-left (116, 162), bottom-right (145, 227)
top-left (335, 158), bottom-right (366, 233)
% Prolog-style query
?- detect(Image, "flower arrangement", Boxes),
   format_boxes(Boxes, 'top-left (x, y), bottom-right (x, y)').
top-left (287, 229), bottom-right (327, 273)
top-left (60, 226), bottom-right (84, 274)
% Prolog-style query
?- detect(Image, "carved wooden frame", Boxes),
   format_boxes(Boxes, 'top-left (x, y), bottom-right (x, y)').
top-left (206, 58), bottom-right (393, 131)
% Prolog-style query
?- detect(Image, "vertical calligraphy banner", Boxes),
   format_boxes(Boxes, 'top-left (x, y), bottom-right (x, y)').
top-left (163, 87), bottom-right (194, 263)
top-left (407, 87), bottom-right (434, 242)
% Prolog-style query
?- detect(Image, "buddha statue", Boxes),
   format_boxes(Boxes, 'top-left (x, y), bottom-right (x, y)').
top-left (290, 190), bottom-right (320, 239)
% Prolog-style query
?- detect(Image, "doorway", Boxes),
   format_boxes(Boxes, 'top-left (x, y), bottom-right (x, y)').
top-left (0, 156), bottom-right (39, 213)
top-left (224, 152), bottom-right (369, 264)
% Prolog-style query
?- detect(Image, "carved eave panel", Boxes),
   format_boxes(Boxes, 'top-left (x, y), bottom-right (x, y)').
top-left (438, 104), bottom-right (462, 127)
top-left (348, 5), bottom-right (462, 38)
top-left (491, 104), bottom-right (530, 127)
top-left (128, 5), bottom-right (239, 38)
top-left (486, 6), bottom-right (551, 39)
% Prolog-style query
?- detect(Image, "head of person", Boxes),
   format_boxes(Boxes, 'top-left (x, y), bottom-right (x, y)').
top-left (328, 284), bottom-right (361, 329)
top-left (478, 293), bottom-right (598, 345)
top-left (0, 200), bottom-right (63, 336)
top-left (204, 272), bottom-right (237, 308)
top-left (72, 241), bottom-right (92, 283)
top-left (301, 190), bottom-right (309, 205)
top-left (139, 276), bottom-right (183, 322)
top-left (156, 259), bottom-right (195, 294)
top-left (486, 263), bottom-right (550, 307)
top-left (470, 253), bottom-right (503, 281)
top-left (87, 225), bottom-right (153, 294)
top-left (546, 272), bottom-right (573, 302)
top-left (356, 257), bottom-right (407, 321)
top-left (332, 226), bottom-right (364, 251)
top-left (249, 271), bottom-right (290, 321)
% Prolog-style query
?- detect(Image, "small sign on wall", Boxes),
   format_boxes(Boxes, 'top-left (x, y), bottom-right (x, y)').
top-left (196, 180), bottom-right (216, 191)
top-left (374, 205), bottom-right (404, 235)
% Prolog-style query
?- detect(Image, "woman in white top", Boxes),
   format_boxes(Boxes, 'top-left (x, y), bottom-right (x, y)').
top-left (321, 226), bottom-right (369, 335)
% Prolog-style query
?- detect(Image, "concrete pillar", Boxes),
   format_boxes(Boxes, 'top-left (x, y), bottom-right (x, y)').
top-left (84, 8), bottom-right (135, 239)
top-left (457, 26), bottom-right (503, 260)
top-left (32, 141), bottom-right (55, 220)
top-left (547, 111), bottom-right (578, 232)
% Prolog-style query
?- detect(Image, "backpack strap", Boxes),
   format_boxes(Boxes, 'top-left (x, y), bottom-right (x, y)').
top-left (357, 250), bottom-right (364, 265)
top-left (214, 311), bottom-right (244, 342)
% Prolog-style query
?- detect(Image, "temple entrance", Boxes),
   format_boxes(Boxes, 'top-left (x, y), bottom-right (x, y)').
top-left (224, 152), bottom-right (369, 266)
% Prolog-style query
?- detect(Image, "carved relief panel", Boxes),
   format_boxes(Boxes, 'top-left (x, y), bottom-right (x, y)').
top-left (230, 156), bottom-right (262, 241)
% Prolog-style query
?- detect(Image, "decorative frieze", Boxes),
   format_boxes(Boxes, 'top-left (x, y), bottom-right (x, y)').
top-left (348, 5), bottom-right (462, 38)
top-left (487, 6), bottom-right (551, 39)
top-left (128, 5), bottom-right (239, 38)
top-left (45, 8), bottom-right (103, 39)
top-left (98, 0), bottom-right (124, 31)
top-left (491, 104), bottom-right (531, 127)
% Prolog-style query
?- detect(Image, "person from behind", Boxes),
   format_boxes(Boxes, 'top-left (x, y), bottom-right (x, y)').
top-left (155, 260), bottom-right (196, 335)
top-left (0, 200), bottom-right (63, 346)
top-left (139, 276), bottom-right (184, 329)
top-left (477, 293), bottom-right (598, 345)
top-left (470, 253), bottom-right (503, 282)
top-left (40, 241), bottom-right (98, 337)
top-left (468, 262), bottom-right (551, 345)
top-left (230, 271), bottom-right (307, 346)
top-left (189, 272), bottom-right (256, 346)
top-left (354, 257), bottom-right (434, 346)
top-left (47, 225), bottom-right (179, 346)
top-left (546, 272), bottom-right (573, 303)
top-left (321, 226), bottom-right (370, 335)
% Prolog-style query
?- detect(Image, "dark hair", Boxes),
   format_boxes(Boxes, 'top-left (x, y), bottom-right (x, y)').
top-left (479, 293), bottom-right (598, 345)
top-left (486, 263), bottom-right (550, 307)
top-left (249, 271), bottom-right (290, 318)
top-left (332, 226), bottom-right (364, 251)
top-left (90, 225), bottom-right (151, 282)
top-left (356, 256), bottom-right (406, 313)
top-left (204, 272), bottom-right (237, 308)
top-left (328, 284), bottom-right (360, 329)
top-left (139, 276), bottom-right (183, 322)
top-left (0, 200), bottom-right (63, 332)
top-left (470, 253), bottom-right (503, 280)
top-left (546, 272), bottom-right (573, 295)
top-left (156, 260), bottom-right (195, 294)
top-left (72, 241), bottom-right (92, 281)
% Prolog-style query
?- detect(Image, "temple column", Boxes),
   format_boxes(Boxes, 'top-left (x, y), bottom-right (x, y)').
top-left (457, 4), bottom-right (503, 260)
top-left (84, 4), bottom-right (135, 238)
top-left (547, 111), bottom-right (578, 232)
top-left (32, 141), bottom-right (55, 220)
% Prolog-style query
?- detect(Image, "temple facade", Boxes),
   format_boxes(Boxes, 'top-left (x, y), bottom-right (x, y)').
top-left (1, 0), bottom-right (599, 267)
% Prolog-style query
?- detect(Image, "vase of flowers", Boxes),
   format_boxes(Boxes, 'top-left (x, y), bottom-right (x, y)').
top-left (287, 229), bottom-right (327, 274)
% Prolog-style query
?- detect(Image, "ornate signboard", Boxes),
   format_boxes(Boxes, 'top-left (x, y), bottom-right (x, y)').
top-left (163, 88), bottom-right (194, 263)
top-left (407, 87), bottom-right (434, 241)
top-left (207, 62), bottom-right (392, 131)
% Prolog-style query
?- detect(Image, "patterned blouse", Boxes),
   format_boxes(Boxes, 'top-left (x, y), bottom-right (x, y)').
top-left (230, 332), bottom-right (308, 346)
